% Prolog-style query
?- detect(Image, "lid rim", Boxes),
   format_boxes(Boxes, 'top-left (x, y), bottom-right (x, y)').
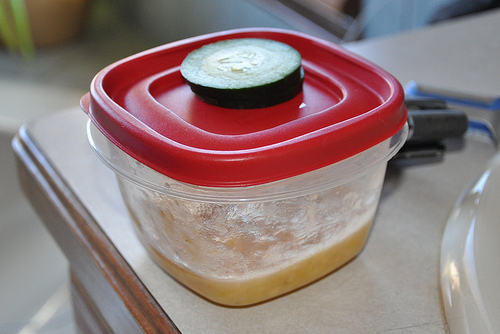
top-left (87, 120), bottom-right (408, 202)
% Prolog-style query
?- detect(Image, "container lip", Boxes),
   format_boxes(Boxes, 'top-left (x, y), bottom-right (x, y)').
top-left (82, 28), bottom-right (407, 187)
top-left (87, 120), bottom-right (408, 203)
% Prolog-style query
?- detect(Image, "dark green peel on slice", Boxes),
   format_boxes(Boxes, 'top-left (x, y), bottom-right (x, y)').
top-left (181, 38), bottom-right (303, 109)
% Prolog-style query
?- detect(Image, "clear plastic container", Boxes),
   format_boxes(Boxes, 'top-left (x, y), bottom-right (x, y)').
top-left (87, 120), bottom-right (407, 306)
top-left (82, 28), bottom-right (408, 306)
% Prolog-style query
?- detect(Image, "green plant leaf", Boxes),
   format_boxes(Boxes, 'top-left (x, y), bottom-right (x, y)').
top-left (0, 0), bottom-right (17, 51)
top-left (10, 0), bottom-right (35, 59)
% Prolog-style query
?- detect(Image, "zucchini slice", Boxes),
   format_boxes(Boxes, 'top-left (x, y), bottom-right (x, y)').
top-left (181, 38), bottom-right (303, 109)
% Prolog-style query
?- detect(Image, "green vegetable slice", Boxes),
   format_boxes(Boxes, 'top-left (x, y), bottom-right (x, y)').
top-left (181, 38), bottom-right (303, 109)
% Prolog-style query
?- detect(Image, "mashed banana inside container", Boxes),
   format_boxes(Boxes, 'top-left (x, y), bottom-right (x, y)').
top-left (81, 28), bottom-right (408, 306)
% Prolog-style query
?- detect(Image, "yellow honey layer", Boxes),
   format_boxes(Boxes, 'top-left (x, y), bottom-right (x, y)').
top-left (141, 220), bottom-right (372, 306)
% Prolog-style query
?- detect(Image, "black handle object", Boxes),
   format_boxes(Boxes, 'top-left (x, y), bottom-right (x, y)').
top-left (393, 141), bottom-right (446, 160)
top-left (407, 109), bottom-right (469, 142)
top-left (405, 98), bottom-right (448, 110)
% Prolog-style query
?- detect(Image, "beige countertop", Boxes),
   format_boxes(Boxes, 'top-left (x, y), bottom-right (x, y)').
top-left (345, 8), bottom-right (500, 102)
top-left (22, 107), bottom-right (496, 333)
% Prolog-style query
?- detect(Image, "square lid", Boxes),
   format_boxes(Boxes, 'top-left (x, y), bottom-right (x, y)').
top-left (81, 28), bottom-right (407, 187)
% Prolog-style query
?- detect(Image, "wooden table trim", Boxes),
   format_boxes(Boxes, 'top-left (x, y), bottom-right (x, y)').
top-left (13, 126), bottom-right (181, 334)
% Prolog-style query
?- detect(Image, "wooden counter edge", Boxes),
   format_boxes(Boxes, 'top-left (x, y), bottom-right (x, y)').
top-left (12, 125), bottom-right (181, 334)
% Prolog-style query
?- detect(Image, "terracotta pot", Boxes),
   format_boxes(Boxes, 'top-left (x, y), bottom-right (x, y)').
top-left (25, 0), bottom-right (90, 47)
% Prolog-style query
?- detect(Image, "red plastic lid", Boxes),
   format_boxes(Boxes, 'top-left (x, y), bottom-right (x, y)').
top-left (82, 28), bottom-right (407, 187)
